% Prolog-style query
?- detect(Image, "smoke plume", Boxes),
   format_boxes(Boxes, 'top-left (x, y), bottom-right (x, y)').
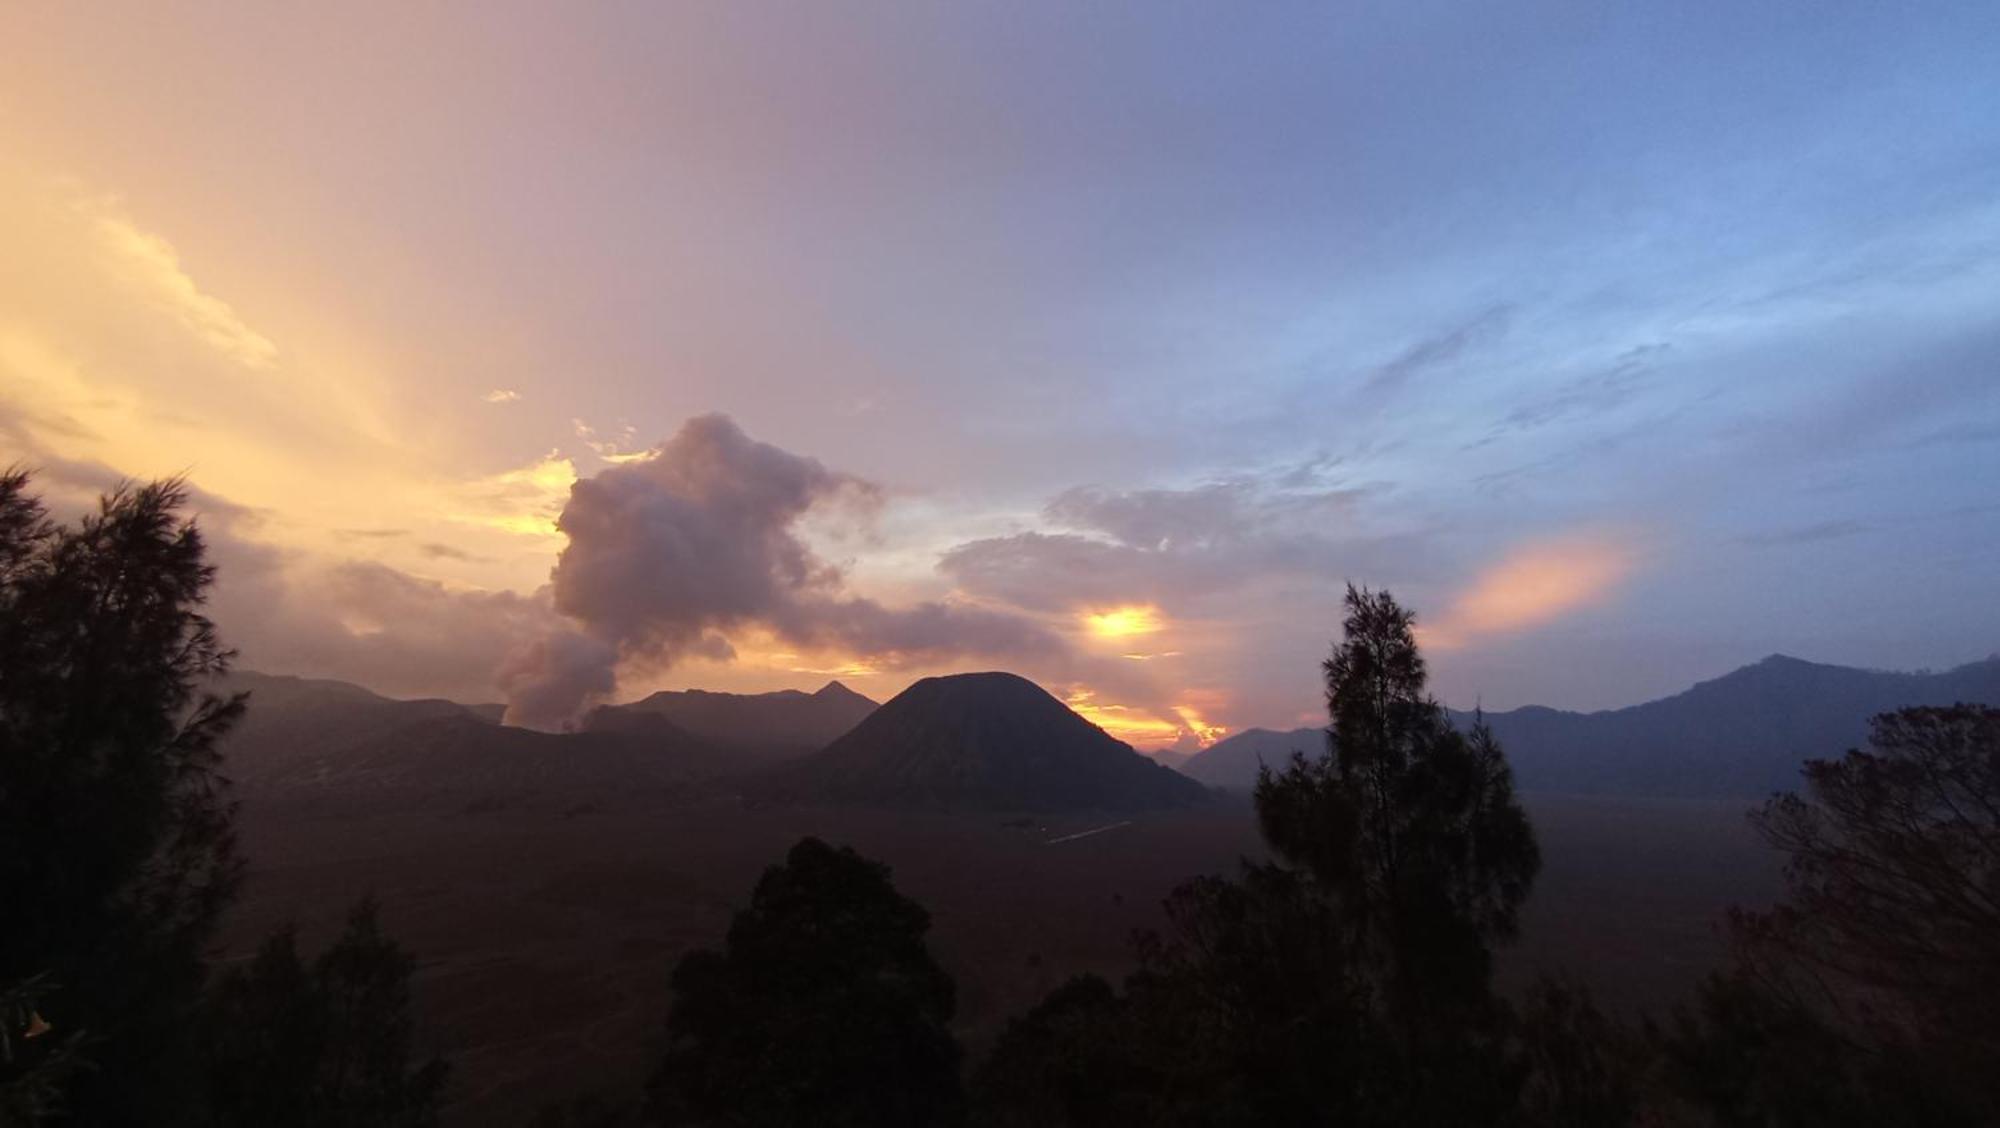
top-left (501, 414), bottom-right (1062, 728)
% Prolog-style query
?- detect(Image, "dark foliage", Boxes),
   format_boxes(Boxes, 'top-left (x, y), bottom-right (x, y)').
top-left (1247, 586), bottom-right (1540, 1118)
top-left (968, 975), bottom-right (1158, 1128)
top-left (1255, 587), bottom-right (1540, 1021)
top-left (0, 471), bottom-right (448, 1125)
top-left (1668, 705), bottom-right (2000, 1125)
top-left (1, 975), bottom-right (85, 1127)
top-left (647, 837), bottom-right (962, 1127)
top-left (1514, 976), bottom-right (1644, 1128)
top-left (974, 586), bottom-right (1554, 1126)
top-left (0, 470), bottom-right (244, 1122)
top-left (530, 1094), bottom-right (644, 1128)
top-left (201, 900), bottom-right (447, 1127)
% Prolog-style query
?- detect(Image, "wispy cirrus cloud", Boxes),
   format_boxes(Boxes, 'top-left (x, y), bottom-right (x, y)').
top-left (1739, 520), bottom-right (1871, 548)
top-left (72, 192), bottom-right (280, 370)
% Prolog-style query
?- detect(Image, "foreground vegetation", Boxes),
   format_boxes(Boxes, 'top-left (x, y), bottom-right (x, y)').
top-left (0, 472), bottom-right (442, 1126)
top-left (4, 472), bottom-right (1995, 1126)
top-left (536, 588), bottom-right (2000, 1127)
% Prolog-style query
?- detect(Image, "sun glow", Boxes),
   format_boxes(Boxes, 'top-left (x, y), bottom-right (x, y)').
top-left (1172, 705), bottom-right (1227, 746)
top-left (1064, 688), bottom-right (1225, 749)
top-left (1082, 604), bottom-right (1165, 639)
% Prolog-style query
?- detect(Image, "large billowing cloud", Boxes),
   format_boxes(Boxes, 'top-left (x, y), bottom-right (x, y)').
top-left (501, 414), bottom-right (1064, 729)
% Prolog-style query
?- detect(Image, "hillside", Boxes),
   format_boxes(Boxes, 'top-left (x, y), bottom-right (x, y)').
top-left (1183, 655), bottom-right (2000, 798)
top-left (584, 681), bottom-right (876, 762)
top-left (216, 671), bottom-right (732, 804)
top-left (1468, 654), bottom-right (2000, 797)
top-left (770, 672), bottom-right (1212, 811)
top-left (1180, 726), bottom-right (1324, 789)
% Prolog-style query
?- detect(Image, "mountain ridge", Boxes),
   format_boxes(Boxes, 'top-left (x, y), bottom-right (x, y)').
top-left (768, 671), bottom-right (1212, 812)
top-left (584, 680), bottom-right (877, 763)
top-left (1182, 654), bottom-right (2000, 797)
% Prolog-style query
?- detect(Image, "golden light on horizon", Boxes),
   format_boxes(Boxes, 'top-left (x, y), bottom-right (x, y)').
top-left (1081, 604), bottom-right (1165, 639)
top-left (1172, 705), bottom-right (1227, 746)
top-left (1064, 688), bottom-right (1225, 749)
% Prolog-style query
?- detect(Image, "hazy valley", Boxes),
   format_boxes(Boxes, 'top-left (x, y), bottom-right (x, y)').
top-left (207, 653), bottom-right (1993, 1123)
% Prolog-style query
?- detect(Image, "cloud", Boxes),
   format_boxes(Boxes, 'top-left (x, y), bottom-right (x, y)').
top-left (0, 445), bottom-right (559, 704)
top-left (931, 468), bottom-right (1435, 748)
top-left (0, 173), bottom-right (568, 600)
top-left (251, 561), bottom-right (558, 700)
top-left (1358, 304), bottom-right (1512, 403)
top-left (939, 467), bottom-right (1404, 614)
top-left (1494, 344), bottom-right (1664, 433)
top-left (72, 193), bottom-right (280, 370)
top-left (483, 388), bottom-right (522, 404)
top-left (1739, 519), bottom-right (1870, 548)
top-left (1416, 534), bottom-right (1638, 650)
top-left (501, 414), bottom-right (1065, 728)
top-left (448, 452), bottom-right (577, 539)
top-left (571, 418), bottom-right (650, 463)
top-left (417, 541), bottom-right (487, 562)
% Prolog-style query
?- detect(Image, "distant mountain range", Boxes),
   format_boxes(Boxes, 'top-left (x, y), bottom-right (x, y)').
top-left (216, 669), bottom-right (1206, 813)
top-left (215, 671), bottom-right (726, 803)
top-left (584, 681), bottom-right (876, 764)
top-left (1181, 654), bottom-right (2000, 798)
top-left (221, 654), bottom-right (2000, 806)
top-left (766, 672), bottom-right (1211, 812)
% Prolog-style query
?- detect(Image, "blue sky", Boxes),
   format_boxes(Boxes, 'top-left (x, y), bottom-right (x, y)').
top-left (3, 2), bottom-right (1997, 741)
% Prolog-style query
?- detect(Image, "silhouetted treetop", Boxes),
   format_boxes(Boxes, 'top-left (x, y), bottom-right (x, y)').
top-left (1256, 585), bottom-right (1539, 1024)
top-left (1716, 704), bottom-right (2000, 1120)
top-left (203, 899), bottom-right (447, 1128)
top-left (0, 469), bottom-right (244, 1123)
top-left (647, 837), bottom-right (961, 1128)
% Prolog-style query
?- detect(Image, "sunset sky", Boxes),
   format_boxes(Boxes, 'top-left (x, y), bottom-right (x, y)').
top-left (4, 3), bottom-right (1998, 747)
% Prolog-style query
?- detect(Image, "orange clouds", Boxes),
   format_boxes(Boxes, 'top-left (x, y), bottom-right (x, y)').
top-left (1082, 604), bottom-right (1165, 639)
top-left (1419, 534), bottom-right (1639, 649)
top-left (1065, 687), bottom-right (1227, 750)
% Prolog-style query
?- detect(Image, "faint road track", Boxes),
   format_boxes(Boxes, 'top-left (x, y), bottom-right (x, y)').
top-left (1045, 820), bottom-right (1132, 845)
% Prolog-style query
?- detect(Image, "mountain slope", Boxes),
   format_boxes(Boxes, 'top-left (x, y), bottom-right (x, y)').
top-left (1180, 726), bottom-right (1324, 788)
top-left (585, 681), bottom-right (876, 762)
top-left (1463, 654), bottom-right (2000, 798)
top-left (770, 672), bottom-right (1211, 811)
top-left (216, 670), bottom-right (730, 802)
top-left (1181, 655), bottom-right (2000, 798)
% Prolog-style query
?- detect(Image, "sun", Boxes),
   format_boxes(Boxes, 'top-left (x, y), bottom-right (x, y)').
top-left (1082, 605), bottom-right (1165, 639)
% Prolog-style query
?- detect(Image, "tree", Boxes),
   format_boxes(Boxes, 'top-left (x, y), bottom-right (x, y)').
top-left (647, 837), bottom-right (962, 1127)
top-left (1513, 976), bottom-right (1644, 1128)
top-left (968, 975), bottom-right (1161, 1128)
top-left (1, 975), bottom-right (85, 1126)
top-left (972, 586), bottom-right (1547, 1127)
top-left (0, 470), bottom-right (244, 1122)
top-left (1255, 586), bottom-right (1540, 1035)
top-left (202, 900), bottom-right (448, 1127)
top-left (1671, 705), bottom-right (2000, 1124)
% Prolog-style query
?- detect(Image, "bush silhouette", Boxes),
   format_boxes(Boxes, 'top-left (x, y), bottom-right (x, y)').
top-left (648, 837), bottom-right (961, 1127)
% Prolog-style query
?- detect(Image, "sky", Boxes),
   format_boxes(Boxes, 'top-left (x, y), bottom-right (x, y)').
top-left (3, 2), bottom-right (1998, 747)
